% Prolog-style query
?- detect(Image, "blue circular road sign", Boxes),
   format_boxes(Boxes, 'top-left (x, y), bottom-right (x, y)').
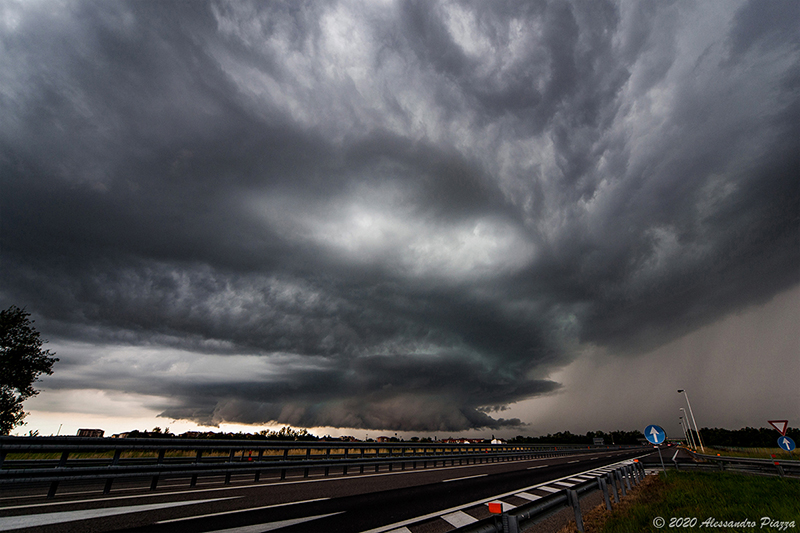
top-left (778, 436), bottom-right (796, 452)
top-left (644, 425), bottom-right (666, 445)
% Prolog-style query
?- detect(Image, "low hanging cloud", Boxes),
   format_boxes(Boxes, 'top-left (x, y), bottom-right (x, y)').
top-left (1, 0), bottom-right (798, 431)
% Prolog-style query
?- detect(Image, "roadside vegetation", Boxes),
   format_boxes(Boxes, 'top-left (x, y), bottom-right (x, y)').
top-left (560, 471), bottom-right (800, 533)
top-left (701, 447), bottom-right (798, 461)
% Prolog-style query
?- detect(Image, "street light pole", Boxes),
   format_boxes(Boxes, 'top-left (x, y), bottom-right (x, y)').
top-left (678, 390), bottom-right (704, 452)
top-left (678, 417), bottom-right (687, 446)
top-left (680, 409), bottom-right (696, 449)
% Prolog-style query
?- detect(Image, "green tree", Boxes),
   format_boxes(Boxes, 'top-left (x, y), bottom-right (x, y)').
top-left (0, 306), bottom-right (58, 435)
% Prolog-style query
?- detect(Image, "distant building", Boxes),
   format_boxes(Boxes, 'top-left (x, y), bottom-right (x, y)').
top-left (77, 429), bottom-right (104, 438)
top-left (491, 438), bottom-right (506, 445)
top-left (376, 436), bottom-right (391, 442)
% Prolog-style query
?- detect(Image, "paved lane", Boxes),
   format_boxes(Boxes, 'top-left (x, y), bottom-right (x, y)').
top-left (0, 448), bottom-right (650, 532)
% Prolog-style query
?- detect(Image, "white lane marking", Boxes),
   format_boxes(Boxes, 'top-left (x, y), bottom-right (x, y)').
top-left (0, 498), bottom-right (236, 531)
top-left (441, 510), bottom-right (478, 527)
top-left (527, 464), bottom-right (548, 469)
top-left (516, 492), bottom-right (541, 501)
top-left (442, 474), bottom-right (488, 483)
top-left (553, 481), bottom-right (575, 488)
top-left (157, 497), bottom-right (330, 524)
top-left (672, 449), bottom-right (680, 461)
top-left (591, 457), bottom-right (598, 460)
top-left (386, 528), bottom-right (413, 533)
top-left (538, 486), bottom-right (560, 493)
top-left (567, 477), bottom-right (587, 482)
top-left (567, 460), bottom-right (580, 463)
top-left (204, 512), bottom-right (344, 533)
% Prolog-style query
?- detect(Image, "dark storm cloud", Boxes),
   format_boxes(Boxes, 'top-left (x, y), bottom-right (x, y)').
top-left (1, 0), bottom-right (798, 431)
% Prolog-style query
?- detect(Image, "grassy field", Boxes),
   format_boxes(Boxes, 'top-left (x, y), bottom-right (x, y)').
top-left (597, 471), bottom-right (800, 533)
top-left (700, 447), bottom-right (799, 461)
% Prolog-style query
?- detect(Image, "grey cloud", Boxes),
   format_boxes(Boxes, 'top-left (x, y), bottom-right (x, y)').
top-left (2, 0), bottom-right (798, 431)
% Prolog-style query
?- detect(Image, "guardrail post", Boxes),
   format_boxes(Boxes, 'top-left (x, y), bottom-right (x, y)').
top-left (103, 449), bottom-right (122, 494)
top-left (606, 473), bottom-right (617, 503)
top-left (567, 489), bottom-right (585, 533)
top-left (191, 450), bottom-right (202, 486)
top-left (47, 451), bottom-right (70, 498)
top-left (623, 466), bottom-right (632, 491)
top-left (616, 469), bottom-right (627, 497)
top-left (598, 477), bottom-right (612, 510)
top-left (502, 511), bottom-right (520, 533)
top-left (772, 457), bottom-right (785, 477)
top-left (254, 449), bottom-right (264, 482)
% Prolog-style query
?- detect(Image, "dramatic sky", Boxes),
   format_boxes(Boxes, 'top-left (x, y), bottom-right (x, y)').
top-left (2, 0), bottom-right (798, 437)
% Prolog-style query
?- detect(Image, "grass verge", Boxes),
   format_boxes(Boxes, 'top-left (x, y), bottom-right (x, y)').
top-left (701, 447), bottom-right (798, 461)
top-left (558, 471), bottom-right (800, 533)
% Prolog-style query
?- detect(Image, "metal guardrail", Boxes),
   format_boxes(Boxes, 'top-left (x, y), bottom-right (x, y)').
top-left (0, 436), bottom-right (633, 498)
top-left (455, 461), bottom-right (647, 533)
top-left (677, 449), bottom-right (800, 477)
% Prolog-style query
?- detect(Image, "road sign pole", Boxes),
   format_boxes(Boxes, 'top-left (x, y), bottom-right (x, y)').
top-left (645, 425), bottom-right (668, 474)
top-left (657, 445), bottom-right (666, 473)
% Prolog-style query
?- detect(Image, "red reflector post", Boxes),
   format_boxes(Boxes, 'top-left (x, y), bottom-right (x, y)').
top-left (488, 502), bottom-right (503, 514)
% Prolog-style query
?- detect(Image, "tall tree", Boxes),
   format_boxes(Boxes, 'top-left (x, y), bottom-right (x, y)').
top-left (0, 306), bottom-right (58, 435)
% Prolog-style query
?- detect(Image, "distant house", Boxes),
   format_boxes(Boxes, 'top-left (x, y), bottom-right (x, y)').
top-left (77, 429), bottom-right (104, 438)
top-left (376, 436), bottom-right (391, 442)
top-left (491, 438), bottom-right (506, 445)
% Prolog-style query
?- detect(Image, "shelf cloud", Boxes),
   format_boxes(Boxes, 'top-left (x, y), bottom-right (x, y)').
top-left (2, 0), bottom-right (798, 431)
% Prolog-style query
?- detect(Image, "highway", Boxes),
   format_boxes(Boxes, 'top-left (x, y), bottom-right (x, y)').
top-left (0, 447), bottom-right (653, 532)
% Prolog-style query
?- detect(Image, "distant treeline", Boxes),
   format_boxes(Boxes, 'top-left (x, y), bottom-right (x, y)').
top-left (120, 426), bottom-right (320, 441)
top-left (509, 430), bottom-right (645, 446)
top-left (697, 426), bottom-right (800, 448)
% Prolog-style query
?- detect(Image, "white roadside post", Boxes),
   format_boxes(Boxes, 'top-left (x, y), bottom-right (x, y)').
top-left (678, 390), bottom-right (704, 452)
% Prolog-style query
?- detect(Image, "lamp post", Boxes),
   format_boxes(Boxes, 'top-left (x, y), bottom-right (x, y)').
top-left (679, 416), bottom-right (692, 448)
top-left (678, 390), bottom-right (704, 452)
top-left (680, 410), bottom-right (696, 449)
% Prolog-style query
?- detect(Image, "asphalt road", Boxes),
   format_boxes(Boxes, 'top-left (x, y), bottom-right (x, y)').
top-left (0, 447), bottom-right (652, 533)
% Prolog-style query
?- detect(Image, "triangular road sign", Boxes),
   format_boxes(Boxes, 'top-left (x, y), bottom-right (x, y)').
top-left (768, 420), bottom-right (788, 436)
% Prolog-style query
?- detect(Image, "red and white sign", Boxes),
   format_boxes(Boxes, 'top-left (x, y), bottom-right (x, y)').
top-left (768, 420), bottom-right (788, 436)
